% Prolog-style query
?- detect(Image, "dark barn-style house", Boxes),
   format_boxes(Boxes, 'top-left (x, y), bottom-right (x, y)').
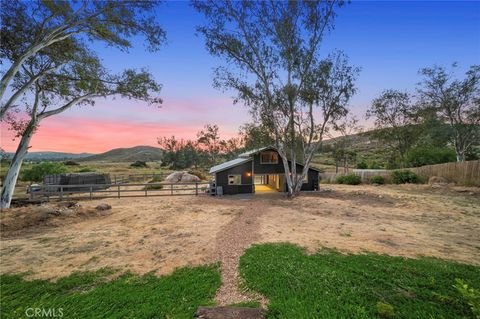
top-left (209, 147), bottom-right (320, 195)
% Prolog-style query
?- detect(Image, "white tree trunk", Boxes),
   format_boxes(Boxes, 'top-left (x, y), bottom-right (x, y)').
top-left (0, 123), bottom-right (35, 208)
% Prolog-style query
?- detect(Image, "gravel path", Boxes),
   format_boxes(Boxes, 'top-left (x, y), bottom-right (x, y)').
top-left (213, 200), bottom-right (268, 306)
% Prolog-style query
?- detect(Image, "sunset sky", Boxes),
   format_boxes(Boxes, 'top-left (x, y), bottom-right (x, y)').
top-left (1, 1), bottom-right (479, 153)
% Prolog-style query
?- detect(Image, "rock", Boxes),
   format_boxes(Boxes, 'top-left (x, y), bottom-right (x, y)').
top-left (428, 176), bottom-right (448, 185)
top-left (165, 171), bottom-right (201, 183)
top-left (195, 307), bottom-right (265, 319)
top-left (95, 203), bottom-right (112, 211)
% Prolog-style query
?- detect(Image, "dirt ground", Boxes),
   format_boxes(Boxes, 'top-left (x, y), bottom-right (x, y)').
top-left (1, 184), bottom-right (479, 284)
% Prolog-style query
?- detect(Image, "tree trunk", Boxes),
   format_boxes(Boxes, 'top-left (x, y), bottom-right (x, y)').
top-left (0, 122), bottom-right (36, 208)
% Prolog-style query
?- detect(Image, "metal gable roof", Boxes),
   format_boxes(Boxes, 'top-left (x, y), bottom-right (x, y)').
top-left (209, 157), bottom-right (252, 174)
top-left (237, 147), bottom-right (272, 158)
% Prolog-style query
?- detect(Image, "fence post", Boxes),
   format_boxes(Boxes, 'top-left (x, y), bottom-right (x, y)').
top-left (117, 185), bottom-right (120, 198)
top-left (90, 186), bottom-right (93, 200)
top-left (195, 182), bottom-right (198, 196)
top-left (171, 184), bottom-right (173, 195)
top-left (60, 186), bottom-right (63, 200)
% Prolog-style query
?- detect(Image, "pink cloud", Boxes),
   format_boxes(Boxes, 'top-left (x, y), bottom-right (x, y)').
top-left (1, 98), bottom-right (247, 153)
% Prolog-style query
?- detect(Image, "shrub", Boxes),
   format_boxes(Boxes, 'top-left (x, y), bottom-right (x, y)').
top-left (130, 161), bottom-right (148, 168)
top-left (376, 302), bottom-right (395, 318)
top-left (144, 183), bottom-right (163, 190)
top-left (406, 146), bottom-right (456, 167)
top-left (356, 161), bottom-right (368, 169)
top-left (370, 175), bottom-right (385, 185)
top-left (150, 175), bottom-right (164, 182)
top-left (21, 162), bottom-right (67, 182)
top-left (188, 169), bottom-right (207, 180)
top-left (391, 170), bottom-right (419, 184)
top-left (453, 278), bottom-right (480, 318)
top-left (77, 167), bottom-right (95, 173)
top-left (63, 160), bottom-right (80, 166)
top-left (336, 173), bottom-right (361, 185)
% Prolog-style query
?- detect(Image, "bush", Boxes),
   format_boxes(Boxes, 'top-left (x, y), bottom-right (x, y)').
top-left (406, 146), bottom-right (456, 167)
top-left (63, 160), bottom-right (80, 166)
top-left (453, 278), bottom-right (480, 318)
top-left (370, 175), bottom-right (385, 185)
top-left (391, 170), bottom-right (419, 184)
top-left (376, 302), bottom-right (395, 318)
top-left (336, 173), bottom-right (361, 185)
top-left (356, 161), bottom-right (368, 169)
top-left (21, 162), bottom-right (67, 182)
top-left (77, 167), bottom-right (95, 173)
top-left (130, 161), bottom-right (148, 168)
top-left (188, 169), bottom-right (207, 180)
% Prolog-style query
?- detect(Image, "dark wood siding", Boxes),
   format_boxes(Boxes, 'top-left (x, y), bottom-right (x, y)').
top-left (254, 150), bottom-right (319, 191)
top-left (215, 160), bottom-right (253, 195)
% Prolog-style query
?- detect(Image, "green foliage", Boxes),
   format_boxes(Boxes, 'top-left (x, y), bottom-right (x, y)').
top-left (370, 175), bottom-right (385, 185)
top-left (356, 160), bottom-right (368, 169)
top-left (406, 146), bottom-right (456, 167)
top-left (63, 160), bottom-right (80, 166)
top-left (391, 170), bottom-right (419, 184)
top-left (453, 279), bottom-right (480, 318)
top-left (239, 243), bottom-right (480, 318)
top-left (21, 162), bottom-right (67, 182)
top-left (1, 266), bottom-right (220, 319)
top-left (130, 161), bottom-right (148, 168)
top-left (144, 183), bottom-right (163, 190)
top-left (188, 169), bottom-right (208, 180)
top-left (336, 173), bottom-right (361, 185)
top-left (77, 167), bottom-right (95, 173)
top-left (377, 302), bottom-right (396, 318)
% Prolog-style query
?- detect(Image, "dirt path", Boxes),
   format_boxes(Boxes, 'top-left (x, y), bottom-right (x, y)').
top-left (213, 199), bottom-right (268, 306)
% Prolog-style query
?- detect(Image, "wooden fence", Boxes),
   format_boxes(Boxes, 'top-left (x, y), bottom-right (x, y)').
top-left (409, 160), bottom-right (480, 186)
top-left (29, 181), bottom-right (211, 201)
top-left (320, 160), bottom-right (480, 186)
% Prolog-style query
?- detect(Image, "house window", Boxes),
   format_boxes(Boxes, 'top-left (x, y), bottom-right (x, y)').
top-left (228, 174), bottom-right (241, 185)
top-left (298, 174), bottom-right (308, 184)
top-left (260, 151), bottom-right (278, 164)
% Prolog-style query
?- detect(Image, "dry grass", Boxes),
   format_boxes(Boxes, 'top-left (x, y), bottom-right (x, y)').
top-left (1, 184), bottom-right (479, 282)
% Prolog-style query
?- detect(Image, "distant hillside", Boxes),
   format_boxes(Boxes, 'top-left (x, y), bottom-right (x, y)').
top-left (80, 146), bottom-right (163, 162)
top-left (4, 151), bottom-right (94, 161)
top-left (312, 130), bottom-right (390, 170)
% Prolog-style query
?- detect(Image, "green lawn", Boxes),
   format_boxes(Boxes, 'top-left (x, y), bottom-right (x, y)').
top-left (240, 243), bottom-right (480, 319)
top-left (1, 266), bottom-right (220, 319)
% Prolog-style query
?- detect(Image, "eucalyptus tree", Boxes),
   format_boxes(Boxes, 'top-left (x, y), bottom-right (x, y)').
top-left (0, 0), bottom-right (165, 208)
top-left (417, 64), bottom-right (480, 162)
top-left (0, 0), bottom-right (165, 118)
top-left (194, 0), bottom-right (358, 196)
top-left (0, 46), bottom-right (162, 208)
top-left (366, 90), bottom-right (419, 168)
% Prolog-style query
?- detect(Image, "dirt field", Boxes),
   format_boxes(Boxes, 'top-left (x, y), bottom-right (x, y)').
top-left (1, 184), bottom-right (479, 284)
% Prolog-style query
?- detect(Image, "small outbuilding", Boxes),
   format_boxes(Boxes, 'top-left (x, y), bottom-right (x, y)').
top-left (209, 147), bottom-right (320, 195)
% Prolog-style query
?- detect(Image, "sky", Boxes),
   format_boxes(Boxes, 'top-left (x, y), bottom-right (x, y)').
top-left (1, 0), bottom-right (479, 153)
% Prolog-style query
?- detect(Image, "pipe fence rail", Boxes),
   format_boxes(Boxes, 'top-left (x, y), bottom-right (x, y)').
top-left (29, 181), bottom-right (211, 201)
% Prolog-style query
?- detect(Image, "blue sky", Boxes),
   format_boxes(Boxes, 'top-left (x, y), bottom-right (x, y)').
top-left (2, 0), bottom-right (479, 152)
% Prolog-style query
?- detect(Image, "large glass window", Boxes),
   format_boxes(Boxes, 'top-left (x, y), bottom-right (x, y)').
top-left (260, 151), bottom-right (278, 164)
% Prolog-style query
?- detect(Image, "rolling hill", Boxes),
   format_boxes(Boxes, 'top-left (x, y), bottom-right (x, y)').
top-left (80, 146), bottom-right (164, 162)
top-left (4, 151), bottom-right (94, 161)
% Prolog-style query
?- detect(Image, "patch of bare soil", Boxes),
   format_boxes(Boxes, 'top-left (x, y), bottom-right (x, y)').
top-left (1, 202), bottom-right (106, 236)
top-left (0, 196), bottom-right (236, 280)
top-left (259, 184), bottom-right (480, 265)
top-left (1, 184), bottom-right (478, 284)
